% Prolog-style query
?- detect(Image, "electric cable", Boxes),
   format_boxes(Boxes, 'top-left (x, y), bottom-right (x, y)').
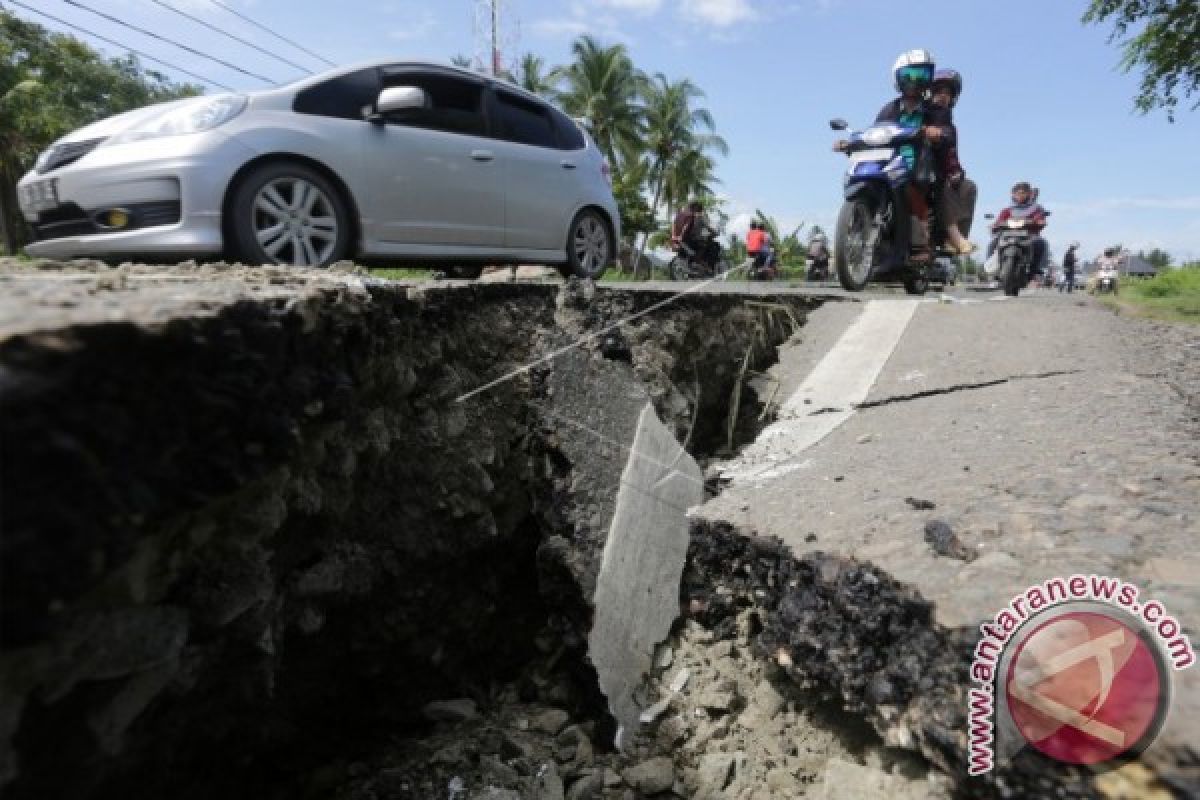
top-left (149, 0), bottom-right (312, 76)
top-left (207, 0), bottom-right (336, 68)
top-left (5, 0), bottom-right (235, 91)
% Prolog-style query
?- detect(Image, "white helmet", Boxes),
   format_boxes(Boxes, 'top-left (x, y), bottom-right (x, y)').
top-left (892, 49), bottom-right (935, 93)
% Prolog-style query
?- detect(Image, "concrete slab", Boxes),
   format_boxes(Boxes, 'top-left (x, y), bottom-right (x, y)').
top-left (588, 403), bottom-right (704, 748)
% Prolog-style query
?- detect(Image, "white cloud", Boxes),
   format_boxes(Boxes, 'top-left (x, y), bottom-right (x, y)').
top-left (597, 0), bottom-right (665, 12)
top-left (679, 0), bottom-right (756, 27)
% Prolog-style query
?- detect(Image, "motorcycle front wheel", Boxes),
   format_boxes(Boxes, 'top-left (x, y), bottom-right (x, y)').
top-left (1001, 252), bottom-right (1022, 297)
top-left (835, 197), bottom-right (877, 291)
top-left (667, 255), bottom-right (688, 281)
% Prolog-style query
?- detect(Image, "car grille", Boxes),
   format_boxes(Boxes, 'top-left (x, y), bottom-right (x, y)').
top-left (36, 138), bottom-right (106, 174)
top-left (31, 201), bottom-right (182, 242)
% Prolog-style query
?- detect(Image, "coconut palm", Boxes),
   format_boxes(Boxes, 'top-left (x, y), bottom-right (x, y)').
top-left (559, 36), bottom-right (645, 171)
top-left (514, 53), bottom-right (563, 99)
top-left (664, 149), bottom-right (721, 217)
top-left (633, 74), bottom-right (727, 275)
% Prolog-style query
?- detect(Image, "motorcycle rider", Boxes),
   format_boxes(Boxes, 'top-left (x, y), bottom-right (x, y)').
top-left (671, 200), bottom-right (720, 271)
top-left (989, 182), bottom-right (1048, 278)
top-left (807, 233), bottom-right (830, 280)
top-left (928, 69), bottom-right (977, 255)
top-left (834, 49), bottom-right (955, 268)
top-left (1088, 247), bottom-right (1121, 294)
top-left (746, 221), bottom-right (768, 271)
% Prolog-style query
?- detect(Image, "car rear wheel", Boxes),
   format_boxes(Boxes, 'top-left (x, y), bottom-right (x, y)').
top-left (229, 162), bottom-right (350, 267)
top-left (562, 209), bottom-right (612, 280)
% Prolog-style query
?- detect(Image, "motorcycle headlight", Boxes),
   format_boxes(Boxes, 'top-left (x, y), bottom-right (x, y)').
top-left (862, 127), bottom-right (893, 146)
top-left (104, 94), bottom-right (248, 146)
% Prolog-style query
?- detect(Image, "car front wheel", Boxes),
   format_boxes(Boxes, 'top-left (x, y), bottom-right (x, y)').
top-left (562, 209), bottom-right (612, 280)
top-left (229, 162), bottom-right (351, 267)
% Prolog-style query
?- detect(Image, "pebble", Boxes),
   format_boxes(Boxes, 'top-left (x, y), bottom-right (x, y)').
top-left (422, 698), bottom-right (477, 723)
top-left (622, 757), bottom-right (675, 794)
top-left (532, 709), bottom-right (570, 735)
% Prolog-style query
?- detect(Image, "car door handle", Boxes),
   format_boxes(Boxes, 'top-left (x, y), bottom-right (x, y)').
top-left (471, 150), bottom-right (494, 162)
top-left (560, 161), bottom-right (577, 169)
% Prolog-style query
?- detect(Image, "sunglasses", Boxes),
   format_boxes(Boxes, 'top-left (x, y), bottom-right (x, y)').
top-left (897, 65), bottom-right (933, 85)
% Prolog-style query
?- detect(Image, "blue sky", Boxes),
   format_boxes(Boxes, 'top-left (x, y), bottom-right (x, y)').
top-left (16, 0), bottom-right (1200, 262)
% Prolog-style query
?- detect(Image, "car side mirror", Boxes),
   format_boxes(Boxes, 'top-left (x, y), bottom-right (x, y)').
top-left (829, 118), bottom-right (848, 131)
top-left (368, 86), bottom-right (429, 122)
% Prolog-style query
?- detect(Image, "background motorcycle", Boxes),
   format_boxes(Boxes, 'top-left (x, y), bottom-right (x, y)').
top-left (830, 118), bottom-right (939, 295)
top-left (667, 231), bottom-right (729, 280)
top-left (984, 211), bottom-right (1051, 297)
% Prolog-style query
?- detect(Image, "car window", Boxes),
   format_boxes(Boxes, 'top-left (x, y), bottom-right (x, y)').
top-left (380, 72), bottom-right (485, 136)
top-left (550, 109), bottom-right (586, 151)
top-left (493, 90), bottom-right (558, 149)
top-left (293, 68), bottom-right (382, 120)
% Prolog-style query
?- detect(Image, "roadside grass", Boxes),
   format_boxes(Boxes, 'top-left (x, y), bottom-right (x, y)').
top-left (369, 268), bottom-right (433, 281)
top-left (1097, 267), bottom-right (1200, 324)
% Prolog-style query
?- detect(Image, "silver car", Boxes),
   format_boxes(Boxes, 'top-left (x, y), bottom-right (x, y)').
top-left (17, 61), bottom-right (619, 278)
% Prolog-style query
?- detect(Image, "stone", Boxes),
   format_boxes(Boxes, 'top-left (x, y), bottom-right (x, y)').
top-left (923, 520), bottom-right (976, 562)
top-left (532, 709), bottom-right (570, 735)
top-left (697, 752), bottom-right (735, 793)
top-left (422, 698), bottom-right (478, 723)
top-left (478, 789), bottom-right (521, 800)
top-left (696, 686), bottom-right (738, 713)
top-left (534, 762), bottom-right (566, 800)
top-left (623, 757), bottom-right (675, 794)
top-left (565, 770), bottom-right (604, 800)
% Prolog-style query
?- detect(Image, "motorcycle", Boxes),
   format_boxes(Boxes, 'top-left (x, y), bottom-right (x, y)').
top-left (667, 231), bottom-right (729, 280)
top-left (984, 211), bottom-right (1051, 297)
top-left (806, 256), bottom-right (830, 281)
top-left (1095, 268), bottom-right (1118, 294)
top-left (830, 117), bottom-right (942, 295)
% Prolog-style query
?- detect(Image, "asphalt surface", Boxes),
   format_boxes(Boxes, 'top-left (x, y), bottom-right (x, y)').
top-left (700, 286), bottom-right (1200, 780)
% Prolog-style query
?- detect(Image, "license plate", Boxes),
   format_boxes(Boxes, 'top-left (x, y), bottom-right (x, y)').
top-left (849, 148), bottom-right (893, 164)
top-left (20, 179), bottom-right (59, 213)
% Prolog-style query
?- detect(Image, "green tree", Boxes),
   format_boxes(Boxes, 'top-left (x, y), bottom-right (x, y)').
top-left (1139, 247), bottom-right (1173, 268)
top-left (1083, 0), bottom-right (1200, 119)
top-left (1, 11), bottom-right (200, 253)
top-left (559, 36), bottom-right (645, 172)
top-left (633, 73), bottom-right (727, 275)
top-left (513, 53), bottom-right (563, 99)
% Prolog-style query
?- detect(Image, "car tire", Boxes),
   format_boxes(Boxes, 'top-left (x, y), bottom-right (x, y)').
top-left (228, 161), bottom-right (351, 267)
top-left (563, 209), bottom-right (612, 280)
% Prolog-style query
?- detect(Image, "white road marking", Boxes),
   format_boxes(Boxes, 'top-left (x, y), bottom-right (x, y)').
top-left (719, 299), bottom-right (921, 485)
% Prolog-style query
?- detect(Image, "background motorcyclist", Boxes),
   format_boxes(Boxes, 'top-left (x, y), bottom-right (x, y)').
top-left (671, 200), bottom-right (720, 270)
top-left (1088, 247), bottom-right (1121, 293)
top-left (807, 233), bottom-right (830, 280)
top-left (989, 182), bottom-right (1048, 274)
top-left (928, 69), bottom-right (977, 255)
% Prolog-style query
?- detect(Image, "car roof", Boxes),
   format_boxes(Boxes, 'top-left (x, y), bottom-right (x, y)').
top-left (280, 58), bottom-right (552, 108)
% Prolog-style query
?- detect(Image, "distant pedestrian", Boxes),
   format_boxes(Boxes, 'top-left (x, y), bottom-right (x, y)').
top-left (1060, 242), bottom-right (1079, 293)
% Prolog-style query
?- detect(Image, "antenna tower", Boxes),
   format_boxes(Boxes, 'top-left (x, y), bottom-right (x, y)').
top-left (473, 0), bottom-right (519, 76)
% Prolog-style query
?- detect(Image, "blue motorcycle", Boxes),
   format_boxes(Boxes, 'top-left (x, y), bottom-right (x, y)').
top-left (830, 118), bottom-right (938, 294)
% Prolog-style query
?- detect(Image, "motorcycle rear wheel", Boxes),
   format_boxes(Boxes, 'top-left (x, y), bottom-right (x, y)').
top-left (667, 255), bottom-right (688, 281)
top-left (835, 197), bottom-right (877, 291)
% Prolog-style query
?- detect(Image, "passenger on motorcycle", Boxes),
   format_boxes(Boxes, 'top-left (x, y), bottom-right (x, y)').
top-left (672, 200), bottom-right (720, 270)
top-left (836, 49), bottom-right (954, 266)
top-left (989, 182), bottom-right (1048, 272)
top-left (929, 69), bottom-right (977, 255)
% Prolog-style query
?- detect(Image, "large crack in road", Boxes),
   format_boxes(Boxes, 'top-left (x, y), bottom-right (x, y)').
top-left (2, 260), bottom-right (1196, 800)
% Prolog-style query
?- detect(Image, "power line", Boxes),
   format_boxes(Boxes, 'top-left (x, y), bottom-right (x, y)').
top-left (61, 0), bottom-right (280, 85)
top-left (6, 0), bottom-right (235, 91)
top-left (149, 0), bottom-right (311, 77)
top-left (207, 0), bottom-right (335, 68)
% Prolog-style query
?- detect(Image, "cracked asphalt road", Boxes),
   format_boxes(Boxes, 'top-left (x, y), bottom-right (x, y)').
top-left (700, 288), bottom-right (1200, 783)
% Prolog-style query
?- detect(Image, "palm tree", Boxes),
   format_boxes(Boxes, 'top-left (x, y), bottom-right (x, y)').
top-left (559, 36), bottom-right (645, 171)
top-left (633, 74), bottom-right (727, 275)
top-left (663, 149), bottom-right (721, 217)
top-left (514, 53), bottom-right (563, 99)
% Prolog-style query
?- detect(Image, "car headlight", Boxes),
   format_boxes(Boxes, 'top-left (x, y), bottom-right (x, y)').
top-left (104, 94), bottom-right (248, 145)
